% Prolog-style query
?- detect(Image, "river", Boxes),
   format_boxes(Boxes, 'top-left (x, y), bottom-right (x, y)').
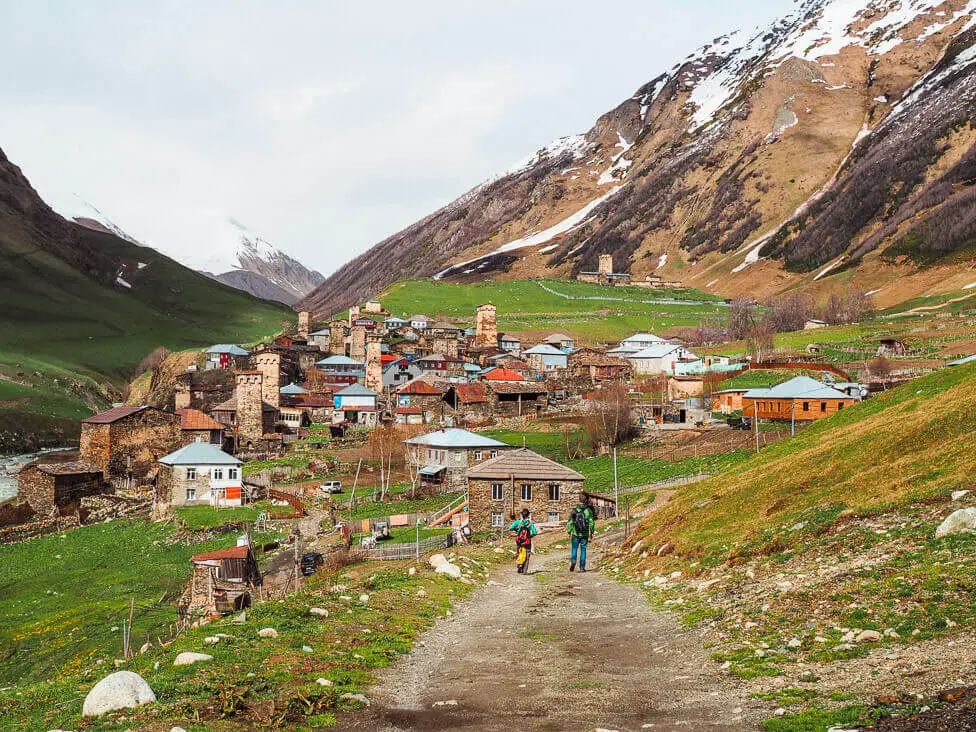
top-left (0, 448), bottom-right (76, 502)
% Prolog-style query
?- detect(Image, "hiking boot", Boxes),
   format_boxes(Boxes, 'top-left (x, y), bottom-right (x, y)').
top-left (569, 562), bottom-right (576, 572)
top-left (579, 567), bottom-right (587, 573)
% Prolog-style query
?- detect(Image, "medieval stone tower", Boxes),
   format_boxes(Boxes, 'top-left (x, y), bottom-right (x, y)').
top-left (235, 371), bottom-right (265, 445)
top-left (475, 303), bottom-right (498, 347)
top-left (297, 311), bottom-right (311, 340)
top-left (253, 352), bottom-right (281, 409)
top-left (348, 305), bottom-right (361, 326)
top-left (598, 254), bottom-right (614, 276)
top-left (365, 336), bottom-right (383, 394)
top-left (348, 325), bottom-right (367, 361)
top-left (174, 373), bottom-right (192, 411)
top-left (328, 320), bottom-right (349, 356)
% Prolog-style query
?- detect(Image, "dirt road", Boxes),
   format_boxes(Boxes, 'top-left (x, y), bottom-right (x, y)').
top-left (339, 541), bottom-right (760, 731)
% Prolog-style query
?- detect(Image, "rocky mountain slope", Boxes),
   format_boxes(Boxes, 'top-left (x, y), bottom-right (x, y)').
top-left (301, 0), bottom-right (976, 317)
top-left (205, 220), bottom-right (324, 306)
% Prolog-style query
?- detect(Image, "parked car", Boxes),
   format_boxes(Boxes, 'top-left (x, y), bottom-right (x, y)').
top-left (319, 481), bottom-right (343, 494)
top-left (300, 552), bottom-right (324, 576)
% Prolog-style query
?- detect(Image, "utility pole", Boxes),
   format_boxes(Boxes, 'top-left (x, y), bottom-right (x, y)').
top-left (753, 399), bottom-right (760, 453)
top-left (791, 401), bottom-right (796, 437)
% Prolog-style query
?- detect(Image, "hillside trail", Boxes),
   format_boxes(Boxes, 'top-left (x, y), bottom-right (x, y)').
top-left (337, 532), bottom-right (760, 731)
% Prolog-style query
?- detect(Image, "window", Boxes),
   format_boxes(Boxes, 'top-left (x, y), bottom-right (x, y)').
top-left (838, 403), bottom-right (844, 410)
top-left (548, 511), bottom-right (559, 523)
top-left (491, 512), bottom-right (504, 528)
top-left (802, 402), bottom-right (809, 412)
top-left (455, 452), bottom-right (465, 464)
top-left (520, 483), bottom-right (532, 501)
top-left (228, 468), bottom-right (239, 480)
top-left (548, 484), bottom-right (560, 501)
top-left (821, 402), bottom-right (827, 412)
top-left (185, 487), bottom-right (196, 501)
top-left (491, 483), bottom-right (503, 501)
top-left (489, 450), bottom-right (498, 459)
top-left (213, 468), bottom-right (223, 480)
top-left (474, 451), bottom-right (483, 461)
top-left (186, 467), bottom-right (196, 480)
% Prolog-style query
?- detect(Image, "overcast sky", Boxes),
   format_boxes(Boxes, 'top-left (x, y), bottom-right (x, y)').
top-left (0, 0), bottom-right (794, 276)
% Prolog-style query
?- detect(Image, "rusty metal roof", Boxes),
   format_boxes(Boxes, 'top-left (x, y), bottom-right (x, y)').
top-left (81, 405), bottom-right (150, 424)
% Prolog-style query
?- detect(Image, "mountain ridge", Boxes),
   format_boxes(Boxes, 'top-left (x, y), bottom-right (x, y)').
top-left (301, 0), bottom-right (976, 317)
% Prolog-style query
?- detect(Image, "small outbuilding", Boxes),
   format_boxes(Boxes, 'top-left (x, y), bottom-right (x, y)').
top-left (17, 461), bottom-right (104, 515)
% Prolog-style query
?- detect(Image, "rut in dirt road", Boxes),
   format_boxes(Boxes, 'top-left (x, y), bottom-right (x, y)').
top-left (338, 544), bottom-right (760, 731)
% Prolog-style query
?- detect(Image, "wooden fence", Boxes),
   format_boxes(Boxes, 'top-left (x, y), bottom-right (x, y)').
top-left (352, 533), bottom-right (455, 562)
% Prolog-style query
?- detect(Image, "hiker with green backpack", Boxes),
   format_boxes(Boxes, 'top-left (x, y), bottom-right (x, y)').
top-left (508, 509), bottom-right (538, 574)
top-left (568, 495), bottom-right (596, 572)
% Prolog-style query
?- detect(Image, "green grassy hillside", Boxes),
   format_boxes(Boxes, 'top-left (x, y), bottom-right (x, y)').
top-left (634, 364), bottom-right (976, 562)
top-left (373, 279), bottom-right (726, 343)
top-left (0, 224), bottom-right (290, 452)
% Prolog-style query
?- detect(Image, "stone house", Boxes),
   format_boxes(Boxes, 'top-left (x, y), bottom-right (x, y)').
top-left (314, 355), bottom-right (365, 386)
top-left (568, 349), bottom-right (633, 382)
top-left (442, 383), bottom-right (491, 421)
top-left (184, 543), bottom-right (260, 618)
top-left (482, 366), bottom-right (525, 383)
top-left (156, 441), bottom-right (244, 512)
top-left (80, 405), bottom-right (181, 484)
top-left (383, 358), bottom-right (421, 390)
top-left (384, 316), bottom-right (408, 330)
top-left (498, 333), bottom-right (521, 354)
top-left (467, 448), bottom-right (585, 533)
top-left (17, 461), bottom-right (104, 515)
top-left (543, 333), bottom-right (575, 351)
top-left (404, 428), bottom-right (510, 493)
top-left (177, 408), bottom-right (226, 446)
top-left (396, 379), bottom-right (445, 423)
top-left (410, 315), bottom-right (430, 331)
top-left (394, 405), bottom-right (425, 425)
top-left (626, 344), bottom-right (694, 375)
top-left (308, 328), bottom-right (331, 350)
top-left (414, 353), bottom-right (465, 378)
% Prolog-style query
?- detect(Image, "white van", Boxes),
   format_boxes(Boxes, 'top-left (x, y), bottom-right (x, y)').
top-left (319, 481), bottom-right (343, 494)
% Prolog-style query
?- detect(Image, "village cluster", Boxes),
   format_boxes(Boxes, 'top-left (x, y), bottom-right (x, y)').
top-left (15, 295), bottom-right (871, 537)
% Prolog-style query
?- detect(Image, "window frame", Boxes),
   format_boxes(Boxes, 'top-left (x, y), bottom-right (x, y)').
top-left (186, 467), bottom-right (196, 480)
top-left (185, 487), bottom-right (196, 501)
top-left (491, 511), bottom-right (504, 528)
top-left (490, 483), bottom-right (503, 501)
top-left (548, 484), bottom-right (560, 502)
top-left (520, 483), bottom-right (532, 502)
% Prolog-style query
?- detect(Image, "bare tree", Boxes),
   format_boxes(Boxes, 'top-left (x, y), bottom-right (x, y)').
top-left (763, 293), bottom-right (813, 333)
top-left (582, 383), bottom-right (638, 453)
top-left (746, 320), bottom-right (775, 363)
top-left (727, 299), bottom-right (759, 340)
top-left (868, 355), bottom-right (893, 389)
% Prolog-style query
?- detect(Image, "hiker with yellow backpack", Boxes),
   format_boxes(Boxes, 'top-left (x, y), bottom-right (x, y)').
top-left (508, 509), bottom-right (538, 574)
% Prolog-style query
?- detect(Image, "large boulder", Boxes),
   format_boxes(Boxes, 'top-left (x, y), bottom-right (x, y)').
top-left (82, 670), bottom-right (156, 717)
top-left (935, 508), bottom-right (976, 538)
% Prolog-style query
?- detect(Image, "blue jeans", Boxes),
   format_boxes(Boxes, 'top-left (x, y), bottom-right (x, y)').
top-left (571, 535), bottom-right (588, 568)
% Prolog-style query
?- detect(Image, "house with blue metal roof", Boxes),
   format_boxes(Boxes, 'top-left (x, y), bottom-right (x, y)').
top-left (743, 376), bottom-right (858, 423)
top-left (403, 428), bottom-right (512, 492)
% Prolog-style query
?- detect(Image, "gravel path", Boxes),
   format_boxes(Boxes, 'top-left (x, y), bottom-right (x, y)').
top-left (338, 541), bottom-right (761, 731)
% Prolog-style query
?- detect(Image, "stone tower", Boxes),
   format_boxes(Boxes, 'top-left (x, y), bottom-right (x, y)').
top-left (235, 371), bottom-right (264, 445)
top-left (365, 336), bottom-right (383, 394)
top-left (348, 325), bottom-right (367, 361)
top-left (475, 303), bottom-right (498, 347)
top-left (253, 352), bottom-right (281, 409)
top-left (174, 373), bottom-right (192, 411)
top-left (598, 254), bottom-right (614, 276)
top-left (328, 320), bottom-right (348, 356)
top-left (348, 305), bottom-right (361, 326)
top-left (297, 311), bottom-right (311, 340)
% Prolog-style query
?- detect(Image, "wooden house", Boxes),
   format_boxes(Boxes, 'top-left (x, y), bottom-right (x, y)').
top-left (743, 376), bottom-right (857, 422)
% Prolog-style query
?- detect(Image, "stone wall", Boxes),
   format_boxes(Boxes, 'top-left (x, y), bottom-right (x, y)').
top-left (297, 311), bottom-right (311, 339)
top-left (17, 467), bottom-right (104, 515)
top-left (79, 424), bottom-right (112, 475)
top-left (328, 321), bottom-right (348, 355)
top-left (80, 410), bottom-right (180, 482)
top-left (468, 477), bottom-right (582, 534)
top-left (598, 254), bottom-right (613, 275)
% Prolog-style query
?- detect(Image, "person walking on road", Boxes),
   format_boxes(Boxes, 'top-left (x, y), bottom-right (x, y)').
top-left (508, 509), bottom-right (538, 574)
top-left (568, 495), bottom-right (596, 572)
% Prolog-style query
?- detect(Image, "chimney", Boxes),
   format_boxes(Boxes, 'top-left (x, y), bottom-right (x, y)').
top-left (365, 336), bottom-right (383, 393)
top-left (253, 353), bottom-right (281, 409)
top-left (598, 254), bottom-right (614, 276)
top-left (235, 371), bottom-right (264, 445)
top-left (475, 303), bottom-right (497, 348)
top-left (297, 311), bottom-right (311, 340)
